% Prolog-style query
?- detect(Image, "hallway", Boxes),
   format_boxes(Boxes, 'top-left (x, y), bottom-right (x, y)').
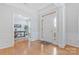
top-left (0, 39), bottom-right (79, 55)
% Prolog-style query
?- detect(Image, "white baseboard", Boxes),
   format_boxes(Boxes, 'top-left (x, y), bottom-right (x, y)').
top-left (0, 43), bottom-right (14, 49)
top-left (67, 43), bottom-right (79, 47)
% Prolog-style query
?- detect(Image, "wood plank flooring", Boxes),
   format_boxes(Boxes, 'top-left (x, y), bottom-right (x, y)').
top-left (0, 39), bottom-right (79, 55)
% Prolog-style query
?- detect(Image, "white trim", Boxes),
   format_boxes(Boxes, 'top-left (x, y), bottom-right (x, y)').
top-left (0, 43), bottom-right (14, 49)
top-left (67, 43), bottom-right (79, 48)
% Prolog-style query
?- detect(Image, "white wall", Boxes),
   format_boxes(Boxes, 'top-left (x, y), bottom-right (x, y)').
top-left (54, 3), bottom-right (79, 48)
top-left (0, 4), bottom-right (14, 48)
top-left (65, 3), bottom-right (79, 47)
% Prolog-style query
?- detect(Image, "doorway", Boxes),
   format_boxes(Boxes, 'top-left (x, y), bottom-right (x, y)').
top-left (14, 14), bottom-right (31, 41)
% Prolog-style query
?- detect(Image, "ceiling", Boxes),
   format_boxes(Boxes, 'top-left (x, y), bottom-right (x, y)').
top-left (6, 3), bottom-right (58, 12)
top-left (6, 3), bottom-right (64, 12)
top-left (23, 3), bottom-right (52, 11)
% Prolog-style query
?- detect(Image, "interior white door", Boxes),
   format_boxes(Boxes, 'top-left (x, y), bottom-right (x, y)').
top-left (42, 13), bottom-right (56, 43)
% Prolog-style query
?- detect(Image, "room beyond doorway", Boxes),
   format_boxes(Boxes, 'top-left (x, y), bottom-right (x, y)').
top-left (14, 14), bottom-right (31, 41)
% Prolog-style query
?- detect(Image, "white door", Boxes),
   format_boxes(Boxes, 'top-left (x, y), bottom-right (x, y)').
top-left (42, 13), bottom-right (56, 43)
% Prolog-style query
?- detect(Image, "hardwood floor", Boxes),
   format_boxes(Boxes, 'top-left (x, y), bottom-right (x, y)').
top-left (0, 39), bottom-right (79, 55)
top-left (58, 45), bottom-right (79, 55)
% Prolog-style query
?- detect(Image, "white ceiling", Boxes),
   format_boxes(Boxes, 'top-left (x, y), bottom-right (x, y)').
top-left (6, 3), bottom-right (52, 12)
top-left (23, 3), bottom-right (51, 11)
top-left (6, 3), bottom-right (64, 12)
